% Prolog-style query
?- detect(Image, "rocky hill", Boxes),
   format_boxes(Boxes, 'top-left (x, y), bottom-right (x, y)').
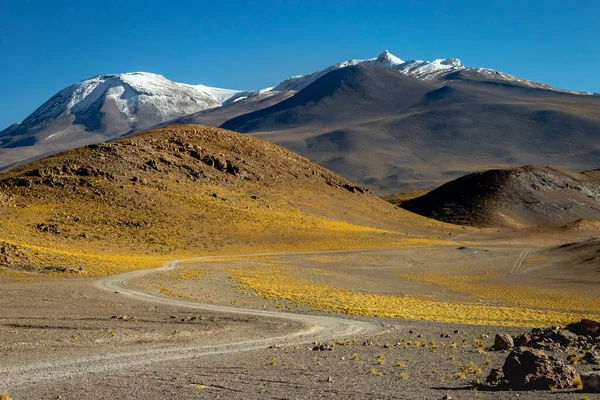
top-left (400, 166), bottom-right (600, 228)
top-left (0, 124), bottom-right (443, 276)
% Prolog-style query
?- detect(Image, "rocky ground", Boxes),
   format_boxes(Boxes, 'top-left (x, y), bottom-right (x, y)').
top-left (6, 318), bottom-right (599, 399)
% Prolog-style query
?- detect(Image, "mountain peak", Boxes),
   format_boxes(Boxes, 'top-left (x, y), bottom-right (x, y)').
top-left (434, 58), bottom-right (462, 67)
top-left (376, 50), bottom-right (404, 66)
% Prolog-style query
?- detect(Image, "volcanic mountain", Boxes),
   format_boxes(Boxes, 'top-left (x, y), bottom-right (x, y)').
top-left (222, 65), bottom-right (600, 193)
top-left (0, 73), bottom-right (259, 170)
top-left (0, 124), bottom-right (443, 275)
top-left (400, 166), bottom-right (600, 228)
top-left (4, 49), bottom-right (598, 185)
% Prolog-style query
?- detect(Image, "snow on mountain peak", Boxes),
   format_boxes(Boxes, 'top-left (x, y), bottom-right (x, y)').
top-left (21, 72), bottom-right (254, 133)
top-left (272, 50), bottom-right (464, 91)
top-left (375, 50), bottom-right (404, 66)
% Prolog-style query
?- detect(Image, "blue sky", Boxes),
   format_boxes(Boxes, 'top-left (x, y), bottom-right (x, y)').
top-left (1, 0), bottom-right (598, 129)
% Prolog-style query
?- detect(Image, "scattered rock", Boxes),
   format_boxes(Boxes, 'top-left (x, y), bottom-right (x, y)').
top-left (342, 183), bottom-right (370, 194)
top-left (484, 347), bottom-right (578, 390)
top-left (514, 333), bottom-right (531, 347)
top-left (519, 322), bottom-right (598, 351)
top-left (567, 319), bottom-right (600, 338)
top-left (313, 343), bottom-right (334, 351)
top-left (583, 351), bottom-right (600, 365)
top-left (494, 333), bottom-right (514, 350)
top-left (581, 371), bottom-right (600, 392)
top-left (36, 223), bottom-right (62, 234)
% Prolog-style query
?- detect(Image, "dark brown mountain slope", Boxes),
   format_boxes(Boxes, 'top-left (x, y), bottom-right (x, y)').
top-left (401, 166), bottom-right (600, 228)
top-left (221, 65), bottom-right (600, 194)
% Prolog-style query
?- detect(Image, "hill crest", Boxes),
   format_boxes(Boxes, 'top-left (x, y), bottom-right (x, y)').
top-left (401, 166), bottom-right (600, 228)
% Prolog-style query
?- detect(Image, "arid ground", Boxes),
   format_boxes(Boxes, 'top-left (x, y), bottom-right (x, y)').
top-left (2, 227), bottom-right (599, 399)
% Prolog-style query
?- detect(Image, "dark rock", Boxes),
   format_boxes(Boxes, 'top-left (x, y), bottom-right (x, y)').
top-left (485, 347), bottom-right (578, 390)
top-left (485, 368), bottom-right (504, 387)
top-left (567, 319), bottom-right (600, 338)
top-left (494, 333), bottom-right (514, 350)
top-left (514, 333), bottom-right (531, 347)
top-left (342, 183), bottom-right (370, 194)
top-left (583, 351), bottom-right (600, 365)
top-left (145, 160), bottom-right (160, 171)
top-left (581, 371), bottom-right (600, 392)
top-left (36, 223), bottom-right (62, 234)
top-left (312, 343), bottom-right (333, 351)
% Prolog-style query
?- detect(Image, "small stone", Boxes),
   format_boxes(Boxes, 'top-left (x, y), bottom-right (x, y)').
top-left (327, 376), bottom-right (333, 383)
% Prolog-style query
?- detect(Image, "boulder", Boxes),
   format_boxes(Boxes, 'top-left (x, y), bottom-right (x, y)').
top-left (581, 371), bottom-right (600, 392)
top-left (485, 347), bottom-right (578, 390)
top-left (494, 333), bottom-right (514, 350)
top-left (567, 319), bottom-right (600, 338)
top-left (484, 368), bottom-right (504, 386)
top-left (514, 333), bottom-right (531, 347)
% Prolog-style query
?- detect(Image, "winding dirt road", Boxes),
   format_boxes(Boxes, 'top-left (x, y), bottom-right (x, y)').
top-left (2, 253), bottom-right (384, 389)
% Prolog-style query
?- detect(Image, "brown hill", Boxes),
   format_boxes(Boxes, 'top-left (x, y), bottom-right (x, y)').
top-left (221, 65), bottom-right (600, 194)
top-left (0, 124), bottom-right (445, 276)
top-left (400, 166), bottom-right (600, 228)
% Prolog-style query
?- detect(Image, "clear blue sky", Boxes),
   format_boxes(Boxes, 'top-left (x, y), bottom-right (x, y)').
top-left (1, 0), bottom-right (598, 129)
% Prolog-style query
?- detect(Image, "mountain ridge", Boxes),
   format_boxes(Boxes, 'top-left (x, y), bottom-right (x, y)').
top-left (220, 65), bottom-right (600, 193)
top-left (1, 50), bottom-right (599, 190)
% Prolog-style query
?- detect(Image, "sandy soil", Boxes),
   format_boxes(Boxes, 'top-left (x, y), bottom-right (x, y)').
top-left (1, 237), bottom-right (599, 399)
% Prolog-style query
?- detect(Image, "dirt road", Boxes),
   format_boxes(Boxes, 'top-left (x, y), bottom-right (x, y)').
top-left (1, 253), bottom-right (384, 389)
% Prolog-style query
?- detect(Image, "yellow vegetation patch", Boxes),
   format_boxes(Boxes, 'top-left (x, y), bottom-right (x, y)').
top-left (302, 255), bottom-right (350, 264)
top-left (397, 269), bottom-right (600, 313)
top-left (228, 265), bottom-right (598, 327)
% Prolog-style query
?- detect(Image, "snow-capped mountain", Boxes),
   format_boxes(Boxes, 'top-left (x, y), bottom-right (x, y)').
top-left (0, 50), bottom-right (596, 171)
top-left (272, 50), bottom-right (462, 91)
top-left (0, 72), bottom-right (257, 169)
top-left (272, 50), bottom-right (588, 94)
top-left (8, 72), bottom-right (251, 135)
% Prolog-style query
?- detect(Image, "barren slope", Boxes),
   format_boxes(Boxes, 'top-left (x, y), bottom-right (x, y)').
top-left (222, 65), bottom-right (600, 193)
top-left (0, 124), bottom-right (444, 276)
top-left (401, 166), bottom-right (600, 228)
